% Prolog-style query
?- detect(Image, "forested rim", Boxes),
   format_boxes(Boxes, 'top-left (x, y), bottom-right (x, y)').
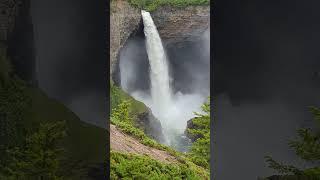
top-left (111, 0), bottom-right (210, 11)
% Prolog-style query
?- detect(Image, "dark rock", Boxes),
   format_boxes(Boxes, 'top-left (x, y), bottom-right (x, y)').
top-left (185, 118), bottom-right (202, 142)
top-left (4, 0), bottom-right (37, 86)
top-left (136, 108), bottom-right (165, 143)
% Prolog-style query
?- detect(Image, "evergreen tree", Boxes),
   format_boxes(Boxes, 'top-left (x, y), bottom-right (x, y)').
top-left (265, 107), bottom-right (320, 178)
top-left (187, 97), bottom-right (211, 169)
top-left (0, 121), bottom-right (67, 180)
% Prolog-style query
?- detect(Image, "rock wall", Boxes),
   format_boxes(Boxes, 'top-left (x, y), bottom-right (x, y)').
top-left (110, 2), bottom-right (210, 75)
top-left (110, 0), bottom-right (141, 76)
top-left (152, 6), bottom-right (210, 45)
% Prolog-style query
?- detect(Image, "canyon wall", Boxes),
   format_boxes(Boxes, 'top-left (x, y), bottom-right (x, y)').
top-left (152, 6), bottom-right (210, 45)
top-left (110, 1), bottom-right (210, 75)
top-left (110, 0), bottom-right (141, 76)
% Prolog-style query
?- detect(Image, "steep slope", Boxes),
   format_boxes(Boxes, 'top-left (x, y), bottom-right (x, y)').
top-left (110, 124), bottom-right (177, 163)
top-left (24, 87), bottom-right (107, 164)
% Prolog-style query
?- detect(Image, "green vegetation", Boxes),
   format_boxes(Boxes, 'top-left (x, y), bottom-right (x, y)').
top-left (0, 51), bottom-right (107, 179)
top-left (0, 121), bottom-right (66, 179)
top-left (111, 100), bottom-right (178, 157)
top-left (111, 151), bottom-right (206, 180)
top-left (110, 95), bottom-right (210, 179)
top-left (0, 53), bottom-right (31, 151)
top-left (127, 0), bottom-right (210, 11)
top-left (265, 107), bottom-right (320, 179)
top-left (111, 81), bottom-right (147, 118)
top-left (187, 98), bottom-right (210, 169)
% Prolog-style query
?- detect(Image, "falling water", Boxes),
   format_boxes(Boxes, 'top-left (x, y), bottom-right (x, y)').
top-left (141, 10), bottom-right (173, 130)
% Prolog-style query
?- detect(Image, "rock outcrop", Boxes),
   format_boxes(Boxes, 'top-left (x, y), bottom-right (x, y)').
top-left (136, 108), bottom-right (166, 143)
top-left (185, 118), bottom-right (201, 142)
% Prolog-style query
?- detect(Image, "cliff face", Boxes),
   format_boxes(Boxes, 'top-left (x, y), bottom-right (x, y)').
top-left (152, 6), bottom-right (210, 45)
top-left (110, 3), bottom-right (210, 75)
top-left (110, 0), bottom-right (141, 77)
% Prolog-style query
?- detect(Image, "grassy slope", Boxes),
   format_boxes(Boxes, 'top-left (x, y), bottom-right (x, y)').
top-left (111, 80), bottom-right (147, 118)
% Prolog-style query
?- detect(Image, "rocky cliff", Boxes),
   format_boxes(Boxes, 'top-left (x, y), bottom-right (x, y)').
top-left (110, 0), bottom-right (141, 77)
top-left (152, 6), bottom-right (210, 45)
top-left (110, 1), bottom-right (210, 76)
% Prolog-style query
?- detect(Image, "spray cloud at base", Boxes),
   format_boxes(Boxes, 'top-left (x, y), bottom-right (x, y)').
top-left (119, 10), bottom-right (210, 151)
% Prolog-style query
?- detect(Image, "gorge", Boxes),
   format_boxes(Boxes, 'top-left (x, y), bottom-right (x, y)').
top-left (112, 4), bottom-right (210, 150)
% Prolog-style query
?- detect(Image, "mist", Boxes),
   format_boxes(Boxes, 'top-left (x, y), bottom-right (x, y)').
top-left (30, 0), bottom-right (107, 128)
top-left (118, 24), bottom-right (210, 149)
top-left (214, 0), bottom-right (320, 178)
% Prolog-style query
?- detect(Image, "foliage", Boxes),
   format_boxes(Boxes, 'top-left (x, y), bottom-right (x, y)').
top-left (0, 45), bottom-right (107, 179)
top-left (110, 100), bottom-right (177, 156)
top-left (110, 81), bottom-right (147, 117)
top-left (187, 98), bottom-right (210, 169)
top-left (265, 156), bottom-right (303, 175)
top-left (0, 54), bottom-right (30, 151)
top-left (110, 99), bottom-right (209, 179)
top-left (110, 151), bottom-right (206, 180)
top-left (0, 54), bottom-right (12, 84)
top-left (265, 107), bottom-right (320, 178)
top-left (0, 121), bottom-right (67, 179)
top-left (288, 107), bottom-right (320, 162)
top-left (127, 0), bottom-right (210, 11)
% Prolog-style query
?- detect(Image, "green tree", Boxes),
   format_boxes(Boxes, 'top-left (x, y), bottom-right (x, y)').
top-left (265, 107), bottom-right (320, 178)
top-left (187, 97), bottom-right (210, 169)
top-left (0, 54), bottom-right (30, 152)
top-left (0, 121), bottom-right (67, 180)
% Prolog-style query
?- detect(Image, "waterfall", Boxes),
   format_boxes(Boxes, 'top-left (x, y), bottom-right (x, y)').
top-left (141, 10), bottom-right (173, 129)
top-left (118, 10), bottom-right (207, 149)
